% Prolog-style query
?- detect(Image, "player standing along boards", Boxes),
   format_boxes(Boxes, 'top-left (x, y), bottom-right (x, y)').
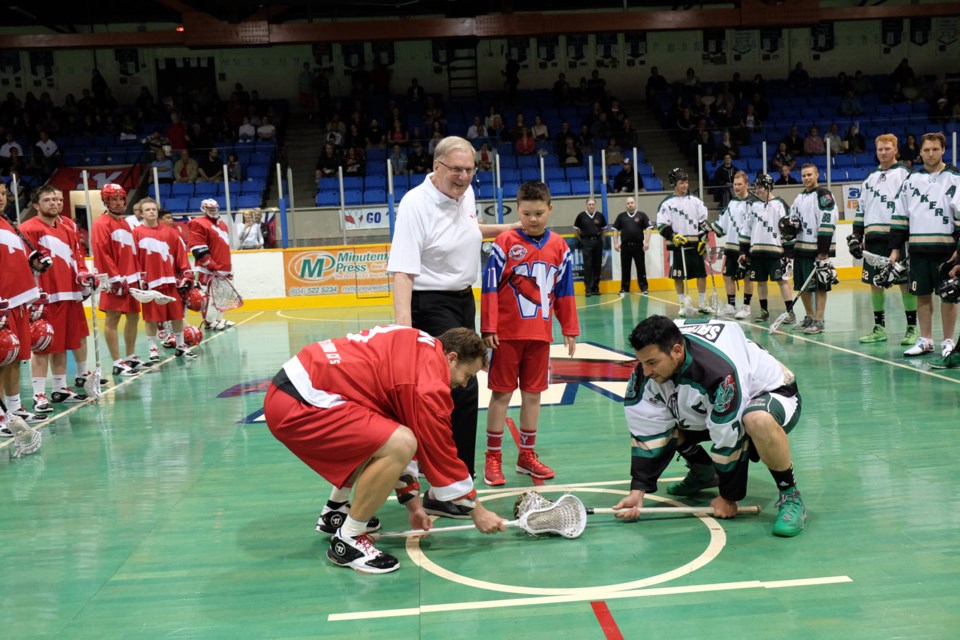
top-left (657, 168), bottom-right (714, 317)
top-left (889, 132), bottom-right (960, 365)
top-left (712, 171), bottom-right (756, 318)
top-left (188, 198), bottom-right (235, 331)
top-left (133, 198), bottom-right (198, 361)
top-left (738, 174), bottom-right (795, 322)
top-left (613, 315), bottom-right (807, 538)
top-left (92, 183), bottom-right (151, 376)
top-left (852, 133), bottom-right (918, 346)
top-left (264, 325), bottom-right (505, 574)
top-left (480, 181), bottom-right (579, 486)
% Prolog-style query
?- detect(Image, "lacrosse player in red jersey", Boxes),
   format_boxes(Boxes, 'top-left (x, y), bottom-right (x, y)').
top-left (479, 181), bottom-right (578, 486)
top-left (187, 198), bottom-right (235, 331)
top-left (92, 183), bottom-right (151, 377)
top-left (133, 198), bottom-right (197, 361)
top-left (0, 181), bottom-right (47, 432)
top-left (264, 325), bottom-right (505, 574)
top-left (19, 185), bottom-right (95, 413)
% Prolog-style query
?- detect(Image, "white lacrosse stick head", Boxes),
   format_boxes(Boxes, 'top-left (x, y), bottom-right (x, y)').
top-left (8, 415), bottom-right (42, 458)
top-left (83, 367), bottom-right (102, 401)
top-left (517, 493), bottom-right (587, 539)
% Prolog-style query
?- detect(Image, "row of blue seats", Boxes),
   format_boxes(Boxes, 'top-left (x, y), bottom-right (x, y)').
top-left (157, 194), bottom-right (263, 214)
top-left (347, 154), bottom-right (651, 178)
top-left (148, 180), bottom-right (266, 199)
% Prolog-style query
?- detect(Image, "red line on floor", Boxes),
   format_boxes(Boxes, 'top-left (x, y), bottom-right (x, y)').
top-left (505, 417), bottom-right (543, 485)
top-left (590, 601), bottom-right (624, 640)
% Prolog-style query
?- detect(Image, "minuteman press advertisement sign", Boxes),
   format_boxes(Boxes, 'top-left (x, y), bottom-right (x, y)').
top-left (283, 246), bottom-right (390, 297)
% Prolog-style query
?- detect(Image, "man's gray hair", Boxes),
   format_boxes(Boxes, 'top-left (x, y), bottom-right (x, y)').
top-left (433, 136), bottom-right (475, 163)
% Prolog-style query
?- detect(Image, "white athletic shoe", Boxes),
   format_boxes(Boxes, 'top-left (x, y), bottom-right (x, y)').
top-left (718, 304), bottom-right (737, 317)
top-left (148, 346), bottom-right (161, 362)
top-left (698, 304), bottom-right (716, 315)
top-left (33, 394), bottom-right (54, 413)
top-left (733, 304), bottom-right (751, 319)
top-left (903, 337), bottom-right (934, 357)
top-left (942, 338), bottom-right (955, 358)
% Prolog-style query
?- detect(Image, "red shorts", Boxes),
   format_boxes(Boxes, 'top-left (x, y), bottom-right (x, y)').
top-left (141, 284), bottom-right (185, 322)
top-left (263, 384), bottom-right (399, 488)
top-left (99, 290), bottom-right (141, 314)
top-left (44, 300), bottom-right (89, 353)
top-left (7, 305), bottom-right (31, 362)
top-left (487, 340), bottom-right (550, 393)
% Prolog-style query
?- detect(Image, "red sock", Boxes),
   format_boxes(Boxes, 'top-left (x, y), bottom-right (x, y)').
top-left (486, 431), bottom-right (503, 454)
top-left (519, 429), bottom-right (537, 452)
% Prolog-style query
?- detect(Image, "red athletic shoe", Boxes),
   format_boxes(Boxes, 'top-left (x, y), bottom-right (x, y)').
top-left (516, 450), bottom-right (554, 479)
top-left (483, 451), bottom-right (505, 486)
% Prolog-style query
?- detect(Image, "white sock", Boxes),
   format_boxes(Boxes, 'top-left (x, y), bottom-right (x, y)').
top-left (32, 377), bottom-right (46, 397)
top-left (53, 375), bottom-right (67, 391)
top-left (699, 293), bottom-right (706, 306)
top-left (340, 515), bottom-right (368, 539)
top-left (175, 331), bottom-right (185, 348)
top-left (113, 359), bottom-right (124, 367)
top-left (678, 293), bottom-right (686, 306)
top-left (147, 336), bottom-right (158, 349)
top-left (329, 486), bottom-right (351, 504)
top-left (5, 394), bottom-right (21, 413)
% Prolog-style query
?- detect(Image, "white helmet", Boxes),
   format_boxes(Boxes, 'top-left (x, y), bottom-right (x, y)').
top-left (201, 198), bottom-right (220, 217)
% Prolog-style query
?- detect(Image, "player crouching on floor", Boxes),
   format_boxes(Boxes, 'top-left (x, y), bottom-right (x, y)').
top-left (264, 326), bottom-right (505, 574)
top-left (188, 198), bottom-right (235, 331)
top-left (613, 315), bottom-right (808, 537)
top-left (133, 198), bottom-right (198, 360)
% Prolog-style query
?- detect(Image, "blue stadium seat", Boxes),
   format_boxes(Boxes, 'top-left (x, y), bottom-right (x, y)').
top-left (246, 165), bottom-right (269, 180)
top-left (647, 177), bottom-right (664, 191)
top-left (342, 176), bottom-right (363, 190)
top-left (241, 180), bottom-right (266, 194)
top-left (477, 184), bottom-right (495, 199)
top-left (236, 194), bottom-right (260, 208)
top-left (364, 188), bottom-right (387, 205)
top-left (171, 183), bottom-right (194, 197)
top-left (565, 167), bottom-right (587, 181)
top-left (164, 197), bottom-right (189, 213)
top-left (342, 189), bottom-right (363, 205)
top-left (520, 167), bottom-right (543, 182)
top-left (365, 175), bottom-right (387, 189)
top-left (502, 184), bottom-right (519, 199)
top-left (221, 181), bottom-right (242, 196)
top-left (194, 182), bottom-right (218, 195)
top-left (392, 188), bottom-right (407, 202)
top-left (316, 191), bottom-right (340, 207)
top-left (148, 183), bottom-right (172, 199)
top-left (547, 181), bottom-right (571, 196)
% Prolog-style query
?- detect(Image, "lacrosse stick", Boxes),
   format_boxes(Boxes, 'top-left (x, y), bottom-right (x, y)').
top-left (7, 415), bottom-right (42, 458)
top-left (83, 273), bottom-right (108, 400)
top-left (377, 493), bottom-right (588, 539)
top-left (129, 288), bottom-right (176, 305)
top-left (704, 250), bottom-right (720, 311)
top-left (678, 245), bottom-right (696, 315)
top-left (513, 490), bottom-right (761, 519)
top-left (861, 250), bottom-right (890, 269)
top-left (208, 274), bottom-right (244, 312)
top-left (770, 265), bottom-right (818, 334)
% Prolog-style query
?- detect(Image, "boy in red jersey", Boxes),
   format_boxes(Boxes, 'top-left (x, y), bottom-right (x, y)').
top-left (187, 198), bottom-right (235, 331)
top-left (264, 325), bottom-right (505, 574)
top-left (480, 181), bottom-right (579, 485)
top-left (133, 198), bottom-right (197, 361)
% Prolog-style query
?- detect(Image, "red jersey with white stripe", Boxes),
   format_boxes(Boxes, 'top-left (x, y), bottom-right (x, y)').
top-left (92, 213), bottom-right (139, 287)
top-left (134, 224), bottom-right (189, 289)
top-left (187, 215), bottom-right (232, 275)
top-left (280, 325), bottom-right (474, 503)
top-left (19, 216), bottom-right (86, 303)
top-left (480, 230), bottom-right (579, 341)
top-left (0, 217), bottom-right (40, 308)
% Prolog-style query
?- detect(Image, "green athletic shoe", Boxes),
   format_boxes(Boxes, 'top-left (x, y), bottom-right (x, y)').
top-left (772, 489), bottom-right (806, 537)
top-left (859, 325), bottom-right (887, 343)
top-left (900, 325), bottom-right (919, 346)
top-left (667, 463), bottom-right (719, 496)
top-left (929, 350), bottom-right (960, 370)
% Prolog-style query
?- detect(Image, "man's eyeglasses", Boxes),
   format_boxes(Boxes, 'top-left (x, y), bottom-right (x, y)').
top-left (436, 160), bottom-right (477, 176)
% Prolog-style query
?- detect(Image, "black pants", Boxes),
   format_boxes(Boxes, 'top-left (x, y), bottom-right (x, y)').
top-left (580, 237), bottom-right (603, 294)
top-left (411, 289), bottom-right (479, 478)
top-left (620, 243), bottom-right (648, 292)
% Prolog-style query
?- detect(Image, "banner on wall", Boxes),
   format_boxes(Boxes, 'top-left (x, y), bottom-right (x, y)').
top-left (283, 247), bottom-right (390, 297)
top-left (339, 205), bottom-right (391, 231)
top-left (811, 23), bottom-right (835, 53)
top-left (624, 32), bottom-right (647, 66)
top-left (842, 184), bottom-right (862, 221)
top-left (595, 33), bottom-right (619, 67)
top-left (760, 28), bottom-right (782, 55)
top-left (910, 18), bottom-right (931, 47)
top-left (702, 29), bottom-right (727, 65)
top-left (882, 19), bottom-right (904, 49)
top-left (937, 17), bottom-right (958, 49)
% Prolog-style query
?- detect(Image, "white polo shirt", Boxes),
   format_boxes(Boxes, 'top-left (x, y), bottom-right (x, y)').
top-left (387, 173), bottom-right (481, 291)
top-left (36, 139), bottom-right (58, 158)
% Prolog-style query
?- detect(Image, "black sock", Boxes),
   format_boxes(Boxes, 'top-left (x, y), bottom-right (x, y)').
top-left (786, 300), bottom-right (794, 312)
top-left (727, 294), bottom-right (736, 305)
top-left (326, 500), bottom-right (348, 510)
top-left (677, 442), bottom-right (712, 465)
top-left (760, 299), bottom-right (769, 311)
top-left (770, 466), bottom-right (796, 492)
top-left (743, 293), bottom-right (753, 305)
top-left (874, 311), bottom-right (885, 326)
top-left (906, 310), bottom-right (917, 326)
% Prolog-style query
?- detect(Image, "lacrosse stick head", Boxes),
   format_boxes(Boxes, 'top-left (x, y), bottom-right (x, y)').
top-left (209, 275), bottom-right (243, 312)
top-left (513, 490), bottom-right (555, 519)
top-left (82, 366), bottom-right (103, 400)
top-left (769, 312), bottom-right (790, 334)
top-left (517, 493), bottom-right (587, 539)
top-left (128, 288), bottom-right (154, 304)
top-left (7, 415), bottom-right (42, 458)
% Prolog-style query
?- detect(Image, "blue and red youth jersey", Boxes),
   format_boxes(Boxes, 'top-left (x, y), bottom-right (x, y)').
top-left (481, 230), bottom-right (579, 342)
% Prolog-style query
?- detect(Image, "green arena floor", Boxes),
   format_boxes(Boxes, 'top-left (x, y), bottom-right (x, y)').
top-left (2, 282), bottom-right (959, 639)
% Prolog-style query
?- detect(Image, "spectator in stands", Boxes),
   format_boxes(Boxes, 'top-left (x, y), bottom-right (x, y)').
top-left (781, 125), bottom-right (804, 157)
top-left (771, 142), bottom-right (796, 173)
top-left (554, 121), bottom-right (573, 155)
top-left (561, 139), bottom-right (582, 167)
top-left (514, 126), bottom-right (536, 156)
top-left (343, 147), bottom-right (364, 177)
top-left (587, 69), bottom-right (607, 101)
top-left (612, 157), bottom-right (639, 193)
top-left (776, 165), bottom-right (799, 185)
top-left (256, 116), bottom-right (277, 141)
top-left (187, 122), bottom-right (212, 151)
top-left (531, 115), bottom-right (549, 141)
top-left (388, 119), bottom-right (409, 145)
top-left (34, 130), bottom-right (59, 174)
top-left (315, 142), bottom-right (342, 180)
top-left (603, 137), bottom-right (624, 167)
top-left (646, 66), bottom-right (669, 104)
top-left (0, 133), bottom-right (23, 168)
top-left (150, 149), bottom-right (174, 184)
top-left (683, 67), bottom-right (700, 90)
top-left (167, 113), bottom-right (188, 150)
top-left (929, 96), bottom-right (952, 123)
top-left (892, 58), bottom-right (916, 88)
top-left (406, 78), bottom-right (425, 104)
top-left (843, 124), bottom-right (866, 154)
top-left (850, 70), bottom-right (871, 95)
top-left (901, 134), bottom-right (921, 167)
top-left (839, 90), bottom-right (865, 116)
top-left (487, 115), bottom-right (508, 143)
top-left (389, 143), bottom-right (409, 175)
top-left (326, 113), bottom-right (346, 140)
top-left (238, 209), bottom-right (265, 250)
top-left (119, 114), bottom-right (138, 141)
top-left (823, 123), bottom-right (843, 153)
top-left (340, 126), bottom-right (358, 150)
top-left (749, 91), bottom-right (770, 122)
top-left (609, 99), bottom-right (627, 129)
top-left (788, 62), bottom-right (810, 89)
top-left (226, 153), bottom-right (242, 182)
top-left (619, 118), bottom-right (638, 150)
top-left (503, 55), bottom-right (521, 96)
top-left (428, 131), bottom-right (444, 156)
top-left (591, 111), bottom-right (612, 140)
top-left (408, 142), bottom-right (430, 174)
top-left (750, 74), bottom-right (766, 96)
top-left (803, 126), bottom-right (825, 156)
top-left (4, 147), bottom-right (25, 178)
top-left (552, 72), bottom-right (571, 106)
top-left (484, 105), bottom-right (501, 131)
top-left (197, 148), bottom-right (223, 183)
top-left (476, 142), bottom-right (496, 172)
top-left (713, 153), bottom-right (739, 207)
top-left (467, 116), bottom-right (484, 140)
top-left (694, 130), bottom-right (717, 164)
top-left (713, 96), bottom-right (732, 128)
top-left (173, 149), bottom-right (198, 183)
top-left (576, 124), bottom-right (594, 156)
top-left (238, 117), bottom-right (256, 142)
top-left (717, 129), bottom-right (739, 159)
top-left (676, 106), bottom-right (694, 136)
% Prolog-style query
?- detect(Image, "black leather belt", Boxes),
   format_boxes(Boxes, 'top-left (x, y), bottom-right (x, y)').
top-left (413, 287), bottom-right (473, 297)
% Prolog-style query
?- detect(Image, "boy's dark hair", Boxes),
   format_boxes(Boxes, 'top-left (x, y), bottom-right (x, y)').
top-left (158, 208), bottom-right (173, 218)
top-left (517, 180), bottom-right (551, 205)
top-left (438, 327), bottom-right (488, 367)
top-left (920, 131), bottom-right (946, 149)
top-left (628, 315), bottom-right (683, 354)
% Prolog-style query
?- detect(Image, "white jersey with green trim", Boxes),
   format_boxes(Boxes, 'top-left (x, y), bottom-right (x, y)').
top-left (623, 319), bottom-right (794, 500)
top-left (891, 165), bottom-right (960, 254)
top-left (656, 193), bottom-right (708, 248)
top-left (713, 195), bottom-right (755, 251)
top-left (789, 186), bottom-right (838, 257)
top-left (740, 196), bottom-right (788, 257)
top-left (854, 163), bottom-right (909, 245)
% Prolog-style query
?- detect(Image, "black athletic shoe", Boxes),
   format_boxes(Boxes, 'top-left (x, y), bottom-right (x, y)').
top-left (327, 531), bottom-right (399, 574)
top-left (315, 503), bottom-right (381, 534)
top-left (422, 492), bottom-right (472, 519)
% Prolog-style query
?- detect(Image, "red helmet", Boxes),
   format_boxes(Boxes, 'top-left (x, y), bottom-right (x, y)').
top-left (183, 324), bottom-right (203, 346)
top-left (0, 325), bottom-right (20, 366)
top-left (30, 318), bottom-right (55, 353)
top-left (101, 183), bottom-right (127, 215)
top-left (183, 286), bottom-right (206, 312)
